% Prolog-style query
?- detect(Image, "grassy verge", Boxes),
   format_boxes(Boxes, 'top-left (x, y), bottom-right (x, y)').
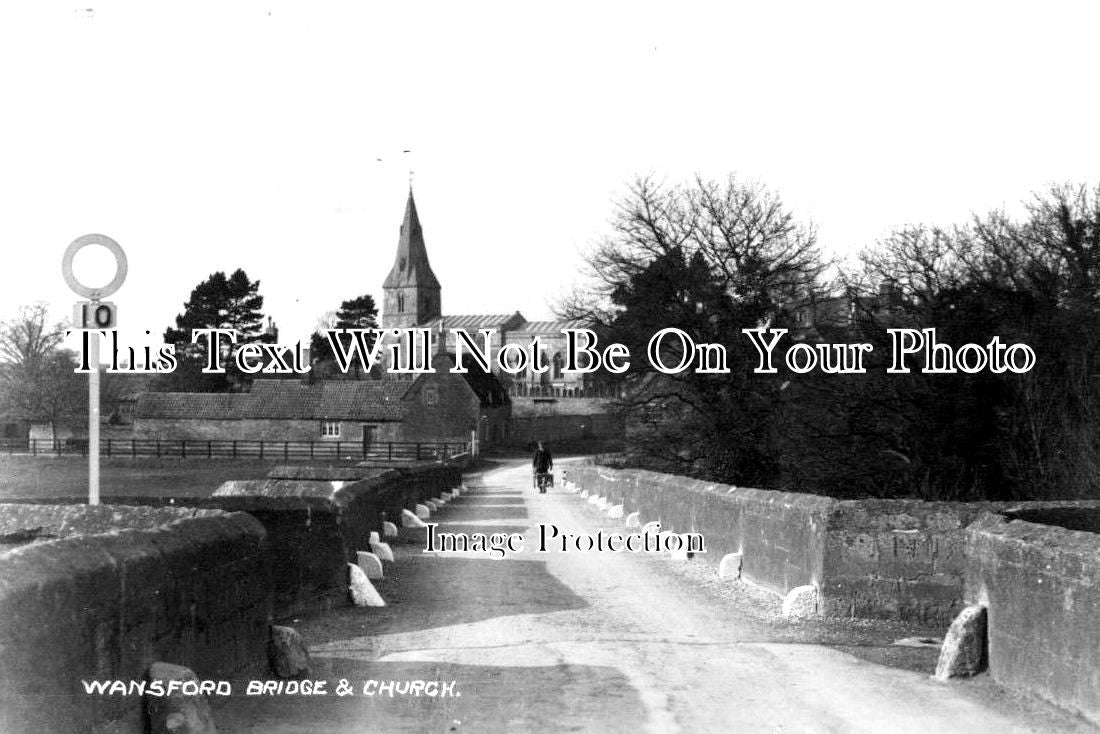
top-left (0, 457), bottom-right (281, 499)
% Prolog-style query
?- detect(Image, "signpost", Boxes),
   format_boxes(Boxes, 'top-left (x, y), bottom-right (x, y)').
top-left (61, 234), bottom-right (127, 505)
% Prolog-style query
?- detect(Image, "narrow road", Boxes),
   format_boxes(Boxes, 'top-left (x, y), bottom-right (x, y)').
top-left (215, 459), bottom-right (1090, 733)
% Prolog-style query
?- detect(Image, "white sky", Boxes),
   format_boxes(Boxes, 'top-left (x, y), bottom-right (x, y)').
top-left (1, 1), bottom-right (1098, 352)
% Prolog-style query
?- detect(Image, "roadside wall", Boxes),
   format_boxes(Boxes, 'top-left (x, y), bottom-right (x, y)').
top-left (210, 463), bottom-right (463, 617)
top-left (569, 463), bottom-right (1100, 627)
top-left (0, 504), bottom-right (270, 734)
top-left (566, 465), bottom-right (832, 595)
top-left (821, 500), bottom-right (999, 624)
top-left (965, 511), bottom-right (1100, 724)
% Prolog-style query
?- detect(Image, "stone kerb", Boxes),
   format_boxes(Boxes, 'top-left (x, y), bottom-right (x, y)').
top-left (964, 511), bottom-right (1100, 724)
top-left (0, 505), bottom-right (270, 734)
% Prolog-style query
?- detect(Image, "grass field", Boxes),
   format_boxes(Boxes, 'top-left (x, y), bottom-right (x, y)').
top-left (0, 457), bottom-right (282, 499)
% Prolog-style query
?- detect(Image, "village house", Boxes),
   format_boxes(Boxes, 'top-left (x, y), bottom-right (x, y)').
top-left (133, 351), bottom-right (510, 447)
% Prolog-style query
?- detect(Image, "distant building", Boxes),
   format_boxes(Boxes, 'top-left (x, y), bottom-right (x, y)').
top-left (378, 189), bottom-right (587, 390)
top-left (133, 353), bottom-right (510, 446)
top-left (790, 279), bottom-right (904, 340)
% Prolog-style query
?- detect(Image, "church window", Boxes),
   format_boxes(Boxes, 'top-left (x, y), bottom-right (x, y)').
top-left (424, 385), bottom-right (439, 407)
top-left (320, 421), bottom-right (341, 438)
top-left (397, 293), bottom-right (406, 312)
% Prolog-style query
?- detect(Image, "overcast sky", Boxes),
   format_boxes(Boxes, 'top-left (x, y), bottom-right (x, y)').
top-left (2, 1), bottom-right (1098, 352)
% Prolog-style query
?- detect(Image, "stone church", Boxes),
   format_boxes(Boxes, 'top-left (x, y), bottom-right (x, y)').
top-left (380, 189), bottom-right (587, 392)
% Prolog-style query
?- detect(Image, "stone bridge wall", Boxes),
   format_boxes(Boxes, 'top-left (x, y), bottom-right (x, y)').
top-left (567, 463), bottom-right (1100, 627)
top-left (0, 504), bottom-right (270, 734)
top-left (566, 466), bottom-right (832, 595)
top-left (965, 510), bottom-right (1100, 724)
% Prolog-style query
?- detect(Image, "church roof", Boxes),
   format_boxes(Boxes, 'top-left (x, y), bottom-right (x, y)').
top-left (382, 189), bottom-right (441, 290)
top-left (512, 319), bottom-right (586, 334)
top-left (421, 312), bottom-right (527, 331)
top-left (135, 380), bottom-right (411, 422)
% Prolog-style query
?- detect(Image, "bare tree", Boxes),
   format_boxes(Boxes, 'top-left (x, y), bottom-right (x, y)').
top-left (0, 305), bottom-right (81, 441)
top-left (0, 304), bottom-right (65, 367)
top-left (564, 174), bottom-right (826, 483)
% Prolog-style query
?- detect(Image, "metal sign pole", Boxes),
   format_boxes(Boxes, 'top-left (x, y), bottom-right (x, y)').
top-left (62, 234), bottom-right (127, 506)
top-left (88, 328), bottom-right (100, 505)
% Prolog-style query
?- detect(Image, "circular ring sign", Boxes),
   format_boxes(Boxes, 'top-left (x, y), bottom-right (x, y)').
top-left (61, 234), bottom-right (128, 300)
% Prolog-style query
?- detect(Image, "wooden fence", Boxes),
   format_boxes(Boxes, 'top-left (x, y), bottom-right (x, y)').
top-left (0, 438), bottom-right (469, 462)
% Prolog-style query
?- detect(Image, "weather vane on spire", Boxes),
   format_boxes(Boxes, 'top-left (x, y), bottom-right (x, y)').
top-left (404, 149), bottom-right (414, 188)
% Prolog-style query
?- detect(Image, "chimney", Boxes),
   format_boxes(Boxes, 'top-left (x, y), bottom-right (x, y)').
top-left (264, 316), bottom-right (279, 343)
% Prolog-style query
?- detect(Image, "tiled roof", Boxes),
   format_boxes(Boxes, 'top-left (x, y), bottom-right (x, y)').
top-left (421, 313), bottom-right (526, 330)
top-left (513, 319), bottom-right (587, 334)
top-left (135, 380), bottom-right (410, 421)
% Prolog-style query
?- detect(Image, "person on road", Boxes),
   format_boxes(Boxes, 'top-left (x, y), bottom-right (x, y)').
top-left (532, 442), bottom-right (553, 492)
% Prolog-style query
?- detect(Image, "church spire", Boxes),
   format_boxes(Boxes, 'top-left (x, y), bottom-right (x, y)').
top-left (382, 188), bottom-right (442, 328)
top-left (383, 188), bottom-right (440, 290)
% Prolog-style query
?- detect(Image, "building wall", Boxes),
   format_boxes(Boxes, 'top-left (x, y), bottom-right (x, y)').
top-left (509, 413), bottom-right (624, 446)
top-left (400, 370), bottom-right (510, 444)
top-left (131, 417), bottom-right (403, 444)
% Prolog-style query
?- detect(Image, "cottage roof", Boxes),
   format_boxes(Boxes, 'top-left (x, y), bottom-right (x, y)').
top-left (135, 379), bottom-right (411, 422)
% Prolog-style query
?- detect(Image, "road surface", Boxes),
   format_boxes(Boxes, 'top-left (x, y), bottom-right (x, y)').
top-left (214, 458), bottom-right (1093, 733)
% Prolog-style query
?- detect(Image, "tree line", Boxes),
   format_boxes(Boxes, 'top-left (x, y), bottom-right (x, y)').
top-left (0, 269), bottom-right (379, 437)
top-left (568, 176), bottom-right (1100, 501)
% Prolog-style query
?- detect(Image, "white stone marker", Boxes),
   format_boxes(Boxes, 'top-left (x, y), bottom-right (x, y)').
top-left (718, 553), bottom-right (743, 579)
top-left (402, 509), bottom-right (427, 528)
top-left (782, 585), bottom-right (817, 619)
top-left (370, 539), bottom-right (395, 563)
top-left (357, 551), bottom-right (384, 580)
top-left (348, 563), bottom-right (386, 607)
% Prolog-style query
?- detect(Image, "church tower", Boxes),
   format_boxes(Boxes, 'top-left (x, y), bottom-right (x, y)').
top-left (382, 188), bottom-right (442, 328)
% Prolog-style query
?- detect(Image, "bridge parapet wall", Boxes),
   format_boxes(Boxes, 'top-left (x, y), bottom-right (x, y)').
top-left (965, 510), bottom-right (1100, 725)
top-left (568, 463), bottom-right (1100, 627)
top-left (0, 504), bottom-right (270, 734)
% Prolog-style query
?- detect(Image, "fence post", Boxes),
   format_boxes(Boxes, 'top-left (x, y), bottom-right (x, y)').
top-left (132, 440), bottom-right (136, 458)
top-left (388, 443), bottom-right (393, 461)
top-left (232, 440), bottom-right (237, 459)
top-left (310, 442), bottom-right (314, 460)
top-left (181, 440), bottom-right (186, 459)
top-left (416, 442), bottom-right (422, 461)
top-left (106, 438), bottom-right (112, 458)
top-left (336, 441), bottom-right (341, 459)
top-left (259, 441), bottom-right (264, 460)
top-left (284, 441), bottom-right (289, 461)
